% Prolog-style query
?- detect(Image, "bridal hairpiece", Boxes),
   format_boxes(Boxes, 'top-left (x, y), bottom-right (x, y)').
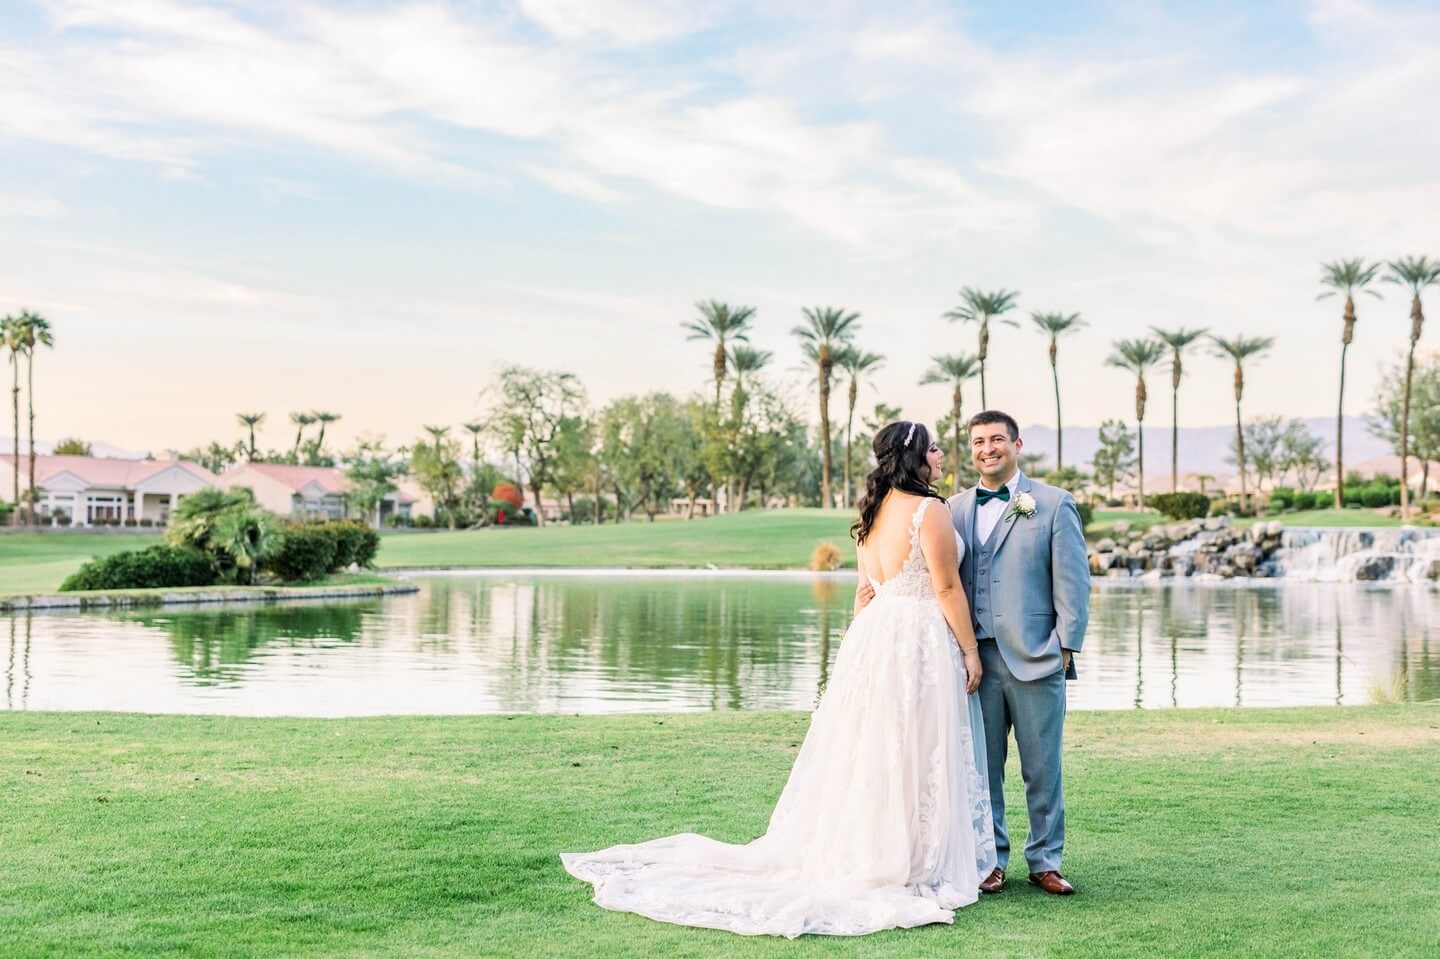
top-left (904, 422), bottom-right (917, 445)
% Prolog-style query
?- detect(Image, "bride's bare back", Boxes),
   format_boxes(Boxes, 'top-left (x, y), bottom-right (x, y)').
top-left (858, 492), bottom-right (931, 584)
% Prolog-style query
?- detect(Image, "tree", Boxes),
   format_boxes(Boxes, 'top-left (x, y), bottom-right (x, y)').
top-left (14, 311), bottom-right (53, 525)
top-left (1210, 334), bottom-right (1275, 513)
top-left (596, 394), bottom-right (689, 521)
top-left (920, 353), bottom-right (980, 494)
top-left (1226, 415), bottom-right (1287, 492)
top-left (180, 441), bottom-right (241, 475)
top-left (679, 400), bottom-right (713, 519)
top-left (1105, 337), bottom-right (1165, 509)
top-left (1279, 420), bottom-right (1328, 492)
top-left (1091, 419), bottom-right (1137, 500)
top-left (723, 345), bottom-right (774, 508)
top-left (482, 367), bottom-right (587, 526)
top-left (1030, 311), bottom-right (1085, 470)
top-left (236, 412), bottom-right (265, 461)
top-left (462, 421), bottom-right (485, 472)
top-left (1150, 325), bottom-right (1209, 492)
top-left (683, 300), bottom-right (756, 411)
top-left (410, 434), bottom-right (464, 529)
top-left (1370, 353), bottom-right (1440, 500)
top-left (835, 345), bottom-right (884, 508)
top-left (1383, 255), bottom-right (1440, 519)
top-left (165, 487), bottom-right (279, 585)
top-left (792, 306), bottom-right (860, 509)
top-left (343, 439), bottom-right (407, 528)
top-left (289, 411), bottom-right (315, 459)
top-left (549, 415), bottom-right (596, 521)
top-left (945, 288), bottom-right (1019, 408)
top-left (1317, 259), bottom-right (1383, 509)
top-left (311, 411), bottom-right (340, 453)
top-left (1, 315), bottom-right (20, 518)
top-left (52, 438), bottom-right (91, 456)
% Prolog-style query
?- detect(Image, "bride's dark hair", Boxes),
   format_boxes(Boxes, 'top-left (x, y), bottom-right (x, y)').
top-left (851, 421), bottom-right (945, 544)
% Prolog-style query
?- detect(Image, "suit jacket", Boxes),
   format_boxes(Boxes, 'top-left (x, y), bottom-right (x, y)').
top-left (948, 473), bottom-right (1090, 682)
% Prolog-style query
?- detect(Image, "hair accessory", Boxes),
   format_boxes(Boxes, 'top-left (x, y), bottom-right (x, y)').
top-left (904, 422), bottom-right (917, 445)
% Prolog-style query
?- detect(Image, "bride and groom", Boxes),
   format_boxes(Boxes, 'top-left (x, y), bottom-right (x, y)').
top-left (562, 410), bottom-right (1092, 938)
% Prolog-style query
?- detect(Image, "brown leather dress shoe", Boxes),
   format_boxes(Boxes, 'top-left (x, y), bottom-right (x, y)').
top-left (1028, 871), bottom-right (1075, 895)
top-left (979, 867), bottom-right (1005, 894)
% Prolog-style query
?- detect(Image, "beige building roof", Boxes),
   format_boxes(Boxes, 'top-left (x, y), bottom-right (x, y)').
top-left (222, 462), bottom-right (353, 494)
top-left (0, 454), bottom-right (218, 494)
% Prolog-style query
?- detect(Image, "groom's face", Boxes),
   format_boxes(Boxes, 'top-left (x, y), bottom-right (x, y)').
top-left (969, 422), bottom-right (1022, 486)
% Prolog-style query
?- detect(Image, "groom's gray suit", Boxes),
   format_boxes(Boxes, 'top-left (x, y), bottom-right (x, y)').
top-left (949, 471), bottom-right (1090, 875)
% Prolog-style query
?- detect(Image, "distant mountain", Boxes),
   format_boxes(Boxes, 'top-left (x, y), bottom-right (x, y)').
top-left (0, 438), bottom-right (148, 459)
top-left (1016, 417), bottom-right (1389, 476)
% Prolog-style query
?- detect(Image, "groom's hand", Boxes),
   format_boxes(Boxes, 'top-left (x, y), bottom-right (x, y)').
top-left (1062, 650), bottom-right (1074, 671)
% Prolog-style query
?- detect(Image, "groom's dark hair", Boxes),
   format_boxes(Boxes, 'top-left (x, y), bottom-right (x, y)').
top-left (967, 410), bottom-right (1019, 440)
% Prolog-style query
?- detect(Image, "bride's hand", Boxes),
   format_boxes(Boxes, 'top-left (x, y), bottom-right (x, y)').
top-left (962, 646), bottom-right (982, 695)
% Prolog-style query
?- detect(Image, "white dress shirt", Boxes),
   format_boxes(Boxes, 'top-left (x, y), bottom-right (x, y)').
top-left (974, 471), bottom-right (1024, 545)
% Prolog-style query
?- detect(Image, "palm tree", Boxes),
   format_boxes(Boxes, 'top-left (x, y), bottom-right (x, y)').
top-left (683, 300), bottom-right (756, 411)
top-left (727, 345), bottom-right (772, 397)
top-left (15, 312), bottom-right (53, 525)
top-left (920, 353), bottom-right (981, 494)
top-left (1150, 326), bottom-right (1209, 492)
top-left (462, 421), bottom-right (485, 471)
top-left (1383, 255), bottom-right (1440, 520)
top-left (1106, 338), bottom-right (1166, 509)
top-left (236, 412), bottom-right (265, 460)
top-left (1317, 259), bottom-right (1383, 509)
top-left (311, 411), bottom-right (340, 451)
top-left (289, 412), bottom-right (316, 458)
top-left (1209, 334), bottom-right (1275, 514)
top-left (835, 346), bottom-right (884, 507)
top-left (423, 424), bottom-right (451, 445)
top-left (1, 315), bottom-right (20, 520)
top-left (1029, 312), bottom-right (1085, 470)
top-left (792, 306), bottom-right (861, 509)
top-left (944, 288), bottom-right (1019, 408)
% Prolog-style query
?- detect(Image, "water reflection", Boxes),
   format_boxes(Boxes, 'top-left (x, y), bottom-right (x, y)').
top-left (2, 575), bottom-right (1437, 716)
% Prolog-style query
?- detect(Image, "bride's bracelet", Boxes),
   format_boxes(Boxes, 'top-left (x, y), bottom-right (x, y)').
top-left (960, 644), bottom-right (979, 652)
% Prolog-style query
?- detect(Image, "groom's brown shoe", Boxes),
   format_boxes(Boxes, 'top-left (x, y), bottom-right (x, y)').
top-left (978, 867), bottom-right (1005, 894)
top-left (1028, 871), bottom-right (1075, 895)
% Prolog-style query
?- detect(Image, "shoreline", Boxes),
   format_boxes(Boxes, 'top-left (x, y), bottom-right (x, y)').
top-left (0, 581), bottom-right (420, 612)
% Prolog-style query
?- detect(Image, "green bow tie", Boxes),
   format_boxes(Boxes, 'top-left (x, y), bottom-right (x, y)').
top-left (976, 485), bottom-right (1010, 505)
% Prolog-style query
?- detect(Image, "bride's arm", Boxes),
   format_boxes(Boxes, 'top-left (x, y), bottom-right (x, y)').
top-left (919, 503), bottom-right (983, 694)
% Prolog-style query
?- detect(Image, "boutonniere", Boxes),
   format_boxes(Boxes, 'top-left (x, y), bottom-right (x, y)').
top-left (1005, 491), bottom-right (1037, 523)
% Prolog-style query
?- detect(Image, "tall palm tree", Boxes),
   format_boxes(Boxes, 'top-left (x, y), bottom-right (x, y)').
top-left (1317, 259), bottom-right (1383, 509)
top-left (1150, 326), bottom-right (1209, 492)
top-left (236, 412), bottom-right (265, 460)
top-left (462, 421), bottom-right (485, 471)
top-left (1209, 334), bottom-right (1275, 514)
top-left (683, 300), bottom-right (756, 410)
top-left (944, 288), bottom-right (1019, 408)
top-left (423, 424), bottom-right (451, 445)
top-left (1383, 255), bottom-right (1440, 520)
top-left (289, 412), bottom-right (316, 458)
top-left (311, 410), bottom-right (340, 451)
top-left (1105, 338), bottom-right (1166, 510)
top-left (835, 346), bottom-right (884, 507)
top-left (1029, 311), bottom-right (1085, 470)
top-left (15, 312), bottom-right (53, 525)
top-left (920, 353), bottom-right (981, 494)
top-left (792, 306), bottom-right (861, 509)
top-left (727, 345), bottom-right (772, 397)
top-left (1, 315), bottom-right (20, 519)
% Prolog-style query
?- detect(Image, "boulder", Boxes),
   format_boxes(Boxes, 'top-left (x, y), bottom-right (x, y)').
top-left (1094, 537), bottom-right (1117, 553)
top-left (1112, 520), bottom-right (1132, 535)
top-left (1203, 516), bottom-right (1230, 531)
top-left (1353, 556), bottom-right (1397, 581)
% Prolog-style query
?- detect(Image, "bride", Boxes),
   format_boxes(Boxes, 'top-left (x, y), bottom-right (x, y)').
top-left (562, 421), bottom-right (997, 938)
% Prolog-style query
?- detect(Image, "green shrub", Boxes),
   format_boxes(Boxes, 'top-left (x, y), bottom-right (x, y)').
top-left (60, 545), bottom-right (218, 592)
top-left (1269, 486), bottom-right (1296, 510)
top-left (1075, 501), bottom-right (1094, 530)
top-left (1362, 485), bottom-right (1390, 508)
top-left (1150, 492), bottom-right (1211, 520)
top-left (322, 520), bottom-right (378, 569)
top-left (264, 526), bottom-right (338, 582)
top-left (1292, 491), bottom-right (1317, 511)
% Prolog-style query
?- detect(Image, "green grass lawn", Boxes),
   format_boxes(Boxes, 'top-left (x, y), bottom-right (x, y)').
top-left (0, 532), bottom-right (163, 595)
top-left (376, 508), bottom-right (859, 571)
top-left (1, 706), bottom-right (1435, 958)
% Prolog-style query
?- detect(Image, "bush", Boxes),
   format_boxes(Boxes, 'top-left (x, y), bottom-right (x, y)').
top-left (1150, 492), bottom-right (1211, 521)
top-left (491, 483), bottom-right (524, 511)
top-left (1269, 486), bottom-right (1296, 510)
top-left (1362, 485), bottom-right (1391, 508)
top-left (810, 541), bottom-right (842, 571)
top-left (415, 514), bottom-right (435, 528)
top-left (1343, 487), bottom-right (1364, 508)
top-left (1292, 491), bottom-right (1317, 511)
top-left (1074, 501), bottom-right (1094, 530)
top-left (326, 520), bottom-right (379, 568)
top-left (60, 545), bottom-right (218, 592)
top-left (264, 525), bottom-right (338, 582)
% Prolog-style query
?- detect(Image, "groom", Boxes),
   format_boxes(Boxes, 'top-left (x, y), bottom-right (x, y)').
top-left (951, 410), bottom-right (1090, 896)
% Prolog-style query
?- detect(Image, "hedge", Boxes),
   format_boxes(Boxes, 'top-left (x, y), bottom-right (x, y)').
top-left (60, 546), bottom-right (219, 592)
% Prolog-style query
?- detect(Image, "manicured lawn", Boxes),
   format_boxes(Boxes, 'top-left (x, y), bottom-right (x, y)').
top-left (377, 508), bottom-right (858, 571)
top-left (1, 706), bottom-right (1435, 958)
top-left (1234, 508), bottom-right (1409, 529)
top-left (0, 533), bottom-right (163, 594)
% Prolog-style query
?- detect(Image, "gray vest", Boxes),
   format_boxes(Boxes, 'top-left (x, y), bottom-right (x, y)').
top-left (967, 503), bottom-right (1001, 640)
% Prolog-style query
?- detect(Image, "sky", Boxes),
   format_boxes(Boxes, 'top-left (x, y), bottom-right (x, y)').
top-left (1, 0), bottom-right (1438, 457)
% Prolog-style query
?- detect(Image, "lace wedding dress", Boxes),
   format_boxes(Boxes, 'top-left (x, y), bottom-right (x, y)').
top-left (561, 498), bottom-right (997, 938)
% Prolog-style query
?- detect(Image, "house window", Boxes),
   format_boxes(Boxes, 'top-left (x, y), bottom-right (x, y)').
top-left (88, 494), bottom-right (125, 523)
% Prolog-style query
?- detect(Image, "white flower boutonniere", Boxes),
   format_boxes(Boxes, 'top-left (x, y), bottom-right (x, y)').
top-left (1005, 491), bottom-right (1038, 523)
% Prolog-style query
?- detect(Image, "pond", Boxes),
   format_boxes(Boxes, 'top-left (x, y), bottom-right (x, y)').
top-left (3, 573), bottom-right (1436, 716)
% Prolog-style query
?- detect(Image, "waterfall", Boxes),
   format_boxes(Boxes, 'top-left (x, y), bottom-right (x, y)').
top-left (1266, 528), bottom-right (1440, 582)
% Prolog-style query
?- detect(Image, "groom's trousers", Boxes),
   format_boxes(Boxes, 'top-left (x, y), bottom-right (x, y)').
top-left (976, 639), bottom-right (1066, 874)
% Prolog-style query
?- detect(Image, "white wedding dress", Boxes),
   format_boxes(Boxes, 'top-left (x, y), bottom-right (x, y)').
top-left (561, 498), bottom-right (997, 938)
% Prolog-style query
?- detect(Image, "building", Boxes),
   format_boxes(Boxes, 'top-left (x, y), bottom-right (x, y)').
top-left (217, 463), bottom-right (433, 523)
top-left (0, 453), bottom-right (218, 526)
